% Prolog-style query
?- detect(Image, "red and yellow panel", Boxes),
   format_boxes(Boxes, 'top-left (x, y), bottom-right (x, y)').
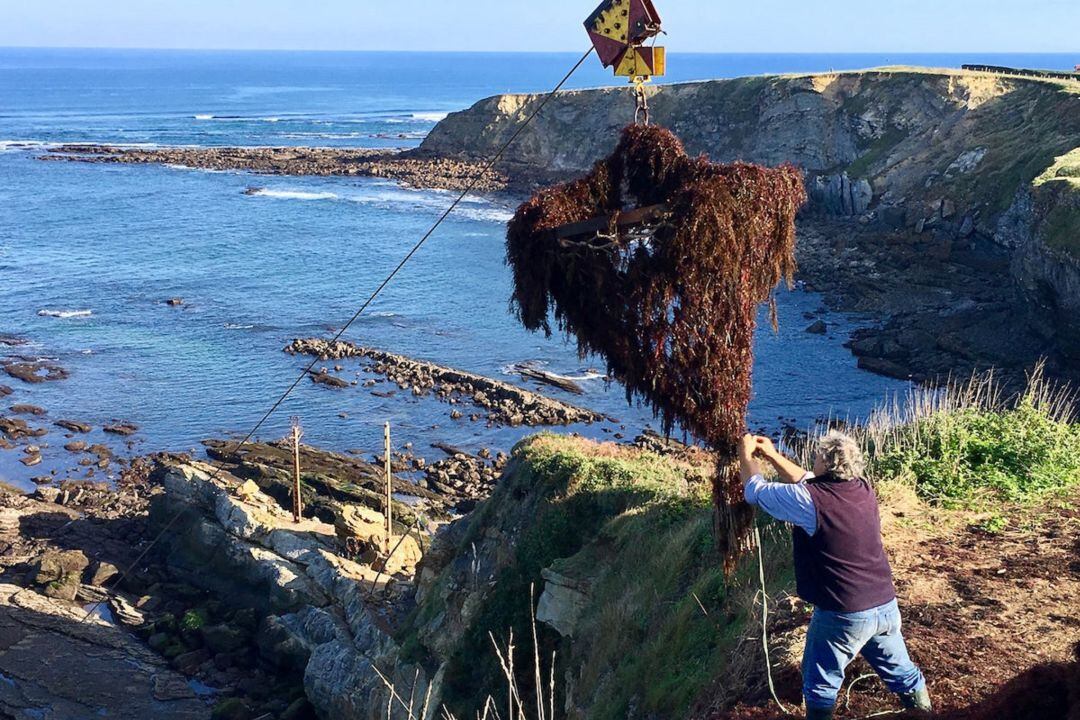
top-left (584, 0), bottom-right (665, 77)
top-left (614, 46), bottom-right (665, 77)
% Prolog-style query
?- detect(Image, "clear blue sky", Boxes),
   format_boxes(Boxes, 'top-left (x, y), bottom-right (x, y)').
top-left (2, 0), bottom-right (1077, 53)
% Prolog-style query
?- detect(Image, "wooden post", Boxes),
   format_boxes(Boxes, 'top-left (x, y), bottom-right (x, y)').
top-left (291, 417), bottom-right (303, 523)
top-left (383, 421), bottom-right (393, 555)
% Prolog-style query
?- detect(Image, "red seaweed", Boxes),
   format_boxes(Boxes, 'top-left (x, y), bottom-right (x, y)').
top-left (506, 124), bottom-right (806, 568)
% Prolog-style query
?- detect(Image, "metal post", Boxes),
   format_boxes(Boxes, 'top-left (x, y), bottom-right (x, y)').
top-left (384, 421), bottom-right (392, 555)
top-left (291, 417), bottom-right (303, 523)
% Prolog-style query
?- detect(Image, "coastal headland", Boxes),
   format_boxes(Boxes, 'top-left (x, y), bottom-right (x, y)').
top-left (43, 67), bottom-right (1080, 385)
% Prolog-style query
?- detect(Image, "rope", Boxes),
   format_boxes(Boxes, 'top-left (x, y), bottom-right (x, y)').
top-left (755, 525), bottom-right (795, 715)
top-left (754, 529), bottom-right (899, 720)
top-left (80, 46), bottom-right (595, 623)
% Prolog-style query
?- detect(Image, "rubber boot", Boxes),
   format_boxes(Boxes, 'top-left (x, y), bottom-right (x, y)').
top-left (899, 687), bottom-right (932, 715)
top-left (805, 705), bottom-right (834, 720)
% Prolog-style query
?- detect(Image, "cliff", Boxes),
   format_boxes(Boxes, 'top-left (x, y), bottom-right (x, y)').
top-left (419, 68), bottom-right (1080, 367)
top-left (142, 376), bottom-right (1080, 719)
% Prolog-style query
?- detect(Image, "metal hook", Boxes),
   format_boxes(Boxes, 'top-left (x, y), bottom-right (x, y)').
top-left (633, 77), bottom-right (650, 124)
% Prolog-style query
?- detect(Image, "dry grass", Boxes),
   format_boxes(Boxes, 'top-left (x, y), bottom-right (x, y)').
top-left (375, 591), bottom-right (557, 720)
top-left (783, 362), bottom-right (1080, 520)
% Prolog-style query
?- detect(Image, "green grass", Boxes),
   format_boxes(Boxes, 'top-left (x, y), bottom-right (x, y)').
top-left (1043, 204), bottom-right (1080, 255)
top-left (941, 85), bottom-right (1080, 213)
top-left (1034, 147), bottom-right (1080, 187)
top-left (870, 395), bottom-right (1080, 505)
top-left (433, 437), bottom-right (715, 716)
top-left (404, 435), bottom-right (769, 720)
top-left (856, 371), bottom-right (1080, 508)
top-left (846, 124), bottom-right (907, 178)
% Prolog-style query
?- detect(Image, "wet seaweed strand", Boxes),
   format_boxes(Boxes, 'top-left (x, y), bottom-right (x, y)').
top-left (506, 125), bottom-right (807, 570)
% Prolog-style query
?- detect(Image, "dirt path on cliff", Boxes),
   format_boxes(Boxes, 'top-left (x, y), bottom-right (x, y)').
top-left (705, 488), bottom-right (1080, 720)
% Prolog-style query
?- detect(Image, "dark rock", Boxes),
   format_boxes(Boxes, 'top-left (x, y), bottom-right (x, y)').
top-left (201, 623), bottom-right (250, 654)
top-left (211, 698), bottom-right (253, 720)
top-left (805, 320), bottom-right (828, 334)
top-left (152, 675), bottom-right (196, 701)
top-left (103, 421), bottom-right (139, 436)
top-left (287, 338), bottom-right (603, 427)
top-left (10, 404), bottom-right (45, 416)
top-left (86, 560), bottom-right (120, 587)
top-left (64, 441), bottom-right (88, 452)
top-left (308, 371), bottom-right (349, 389)
top-left (231, 608), bottom-right (258, 634)
top-left (856, 356), bottom-right (913, 380)
top-left (55, 419), bottom-right (92, 433)
top-left (280, 697), bottom-right (315, 720)
top-left (166, 298), bottom-right (185, 307)
top-left (0, 416), bottom-right (33, 439)
top-left (33, 487), bottom-right (62, 503)
top-left (49, 144), bottom-right (508, 193)
top-left (256, 616), bottom-right (311, 672)
top-left (959, 214), bottom-right (975, 238)
top-left (3, 361), bottom-right (69, 384)
top-left (88, 444), bottom-right (113, 459)
top-left (0, 385), bottom-right (11, 396)
top-left (172, 648), bottom-right (212, 674)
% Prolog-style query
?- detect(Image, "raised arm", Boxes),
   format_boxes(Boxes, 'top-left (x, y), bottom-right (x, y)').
top-left (753, 436), bottom-right (810, 484)
top-left (737, 434), bottom-right (763, 482)
top-left (738, 434), bottom-right (817, 535)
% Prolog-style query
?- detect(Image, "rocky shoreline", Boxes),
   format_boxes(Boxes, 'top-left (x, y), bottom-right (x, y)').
top-left (794, 217), bottom-right (1070, 385)
top-left (286, 337), bottom-right (606, 427)
top-left (41, 144), bottom-right (509, 192)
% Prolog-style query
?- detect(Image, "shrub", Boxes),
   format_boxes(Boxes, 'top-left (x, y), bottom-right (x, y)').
top-left (853, 366), bottom-right (1080, 507)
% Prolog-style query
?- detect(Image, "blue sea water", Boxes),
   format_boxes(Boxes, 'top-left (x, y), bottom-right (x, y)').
top-left (2, 49), bottom-right (1071, 490)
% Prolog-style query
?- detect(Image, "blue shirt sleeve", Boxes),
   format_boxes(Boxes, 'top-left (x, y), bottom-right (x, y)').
top-left (743, 472), bottom-right (817, 535)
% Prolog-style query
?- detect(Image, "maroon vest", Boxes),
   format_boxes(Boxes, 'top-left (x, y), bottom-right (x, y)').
top-left (791, 474), bottom-right (896, 612)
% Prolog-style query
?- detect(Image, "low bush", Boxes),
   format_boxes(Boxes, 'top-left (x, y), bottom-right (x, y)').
top-left (858, 367), bottom-right (1080, 507)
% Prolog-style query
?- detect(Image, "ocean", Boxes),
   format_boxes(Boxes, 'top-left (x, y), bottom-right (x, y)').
top-left (2, 50), bottom-right (1073, 490)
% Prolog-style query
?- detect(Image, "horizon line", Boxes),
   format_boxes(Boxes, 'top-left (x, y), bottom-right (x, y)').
top-left (1, 45), bottom-right (1075, 56)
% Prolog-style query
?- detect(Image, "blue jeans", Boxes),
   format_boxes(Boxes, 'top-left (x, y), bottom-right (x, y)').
top-left (803, 598), bottom-right (926, 709)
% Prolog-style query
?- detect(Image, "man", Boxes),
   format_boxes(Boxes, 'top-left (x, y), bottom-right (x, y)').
top-left (737, 430), bottom-right (931, 720)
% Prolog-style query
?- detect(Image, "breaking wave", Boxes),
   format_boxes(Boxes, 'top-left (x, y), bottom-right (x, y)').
top-left (0, 140), bottom-right (55, 153)
top-left (501, 362), bottom-right (606, 382)
top-left (242, 184), bottom-right (512, 222)
top-left (37, 309), bottom-right (93, 318)
top-left (247, 189), bottom-right (339, 201)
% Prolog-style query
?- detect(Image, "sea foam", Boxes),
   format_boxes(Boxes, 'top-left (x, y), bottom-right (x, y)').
top-left (249, 189), bottom-right (339, 201)
top-left (38, 309), bottom-right (93, 319)
top-left (411, 111), bottom-right (450, 122)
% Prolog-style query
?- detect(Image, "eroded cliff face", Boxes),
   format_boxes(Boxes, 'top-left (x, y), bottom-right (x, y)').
top-left (419, 69), bottom-right (1080, 362)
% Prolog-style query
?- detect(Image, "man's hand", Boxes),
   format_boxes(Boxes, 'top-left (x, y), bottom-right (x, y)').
top-left (737, 434), bottom-right (762, 482)
top-left (753, 436), bottom-right (777, 459)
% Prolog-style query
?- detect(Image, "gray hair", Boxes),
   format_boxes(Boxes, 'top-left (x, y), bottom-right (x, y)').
top-left (816, 430), bottom-right (865, 480)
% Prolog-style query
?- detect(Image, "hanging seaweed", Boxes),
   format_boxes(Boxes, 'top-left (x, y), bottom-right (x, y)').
top-left (505, 124), bottom-right (807, 569)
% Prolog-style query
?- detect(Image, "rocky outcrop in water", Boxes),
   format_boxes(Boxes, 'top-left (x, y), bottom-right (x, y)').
top-left (42, 145), bottom-right (507, 192)
top-left (286, 338), bottom-right (604, 427)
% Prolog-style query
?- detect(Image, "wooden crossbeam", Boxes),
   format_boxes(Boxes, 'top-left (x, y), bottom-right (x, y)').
top-left (548, 203), bottom-right (669, 242)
